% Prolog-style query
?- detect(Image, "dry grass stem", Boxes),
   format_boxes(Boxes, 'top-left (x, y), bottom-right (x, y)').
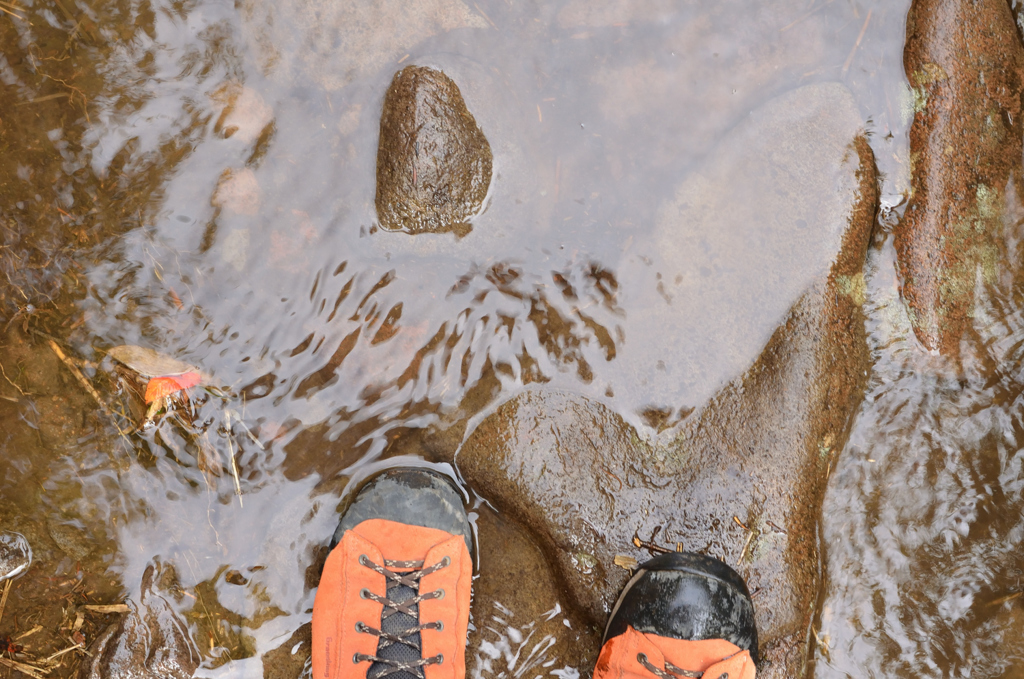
top-left (0, 4), bottom-right (25, 19)
top-left (224, 412), bottom-right (243, 507)
top-left (988, 591), bottom-right (1022, 607)
top-left (81, 604), bottom-right (129, 614)
top-left (40, 644), bottom-right (82, 664)
top-left (0, 579), bottom-right (11, 623)
top-left (16, 94), bottom-right (69, 106)
top-left (0, 657), bottom-right (48, 679)
top-left (14, 626), bottom-right (43, 641)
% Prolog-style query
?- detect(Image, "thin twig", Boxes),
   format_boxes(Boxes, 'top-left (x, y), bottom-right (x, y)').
top-left (46, 340), bottom-right (109, 415)
top-left (224, 411), bottom-right (243, 508)
top-left (739, 528), bottom-right (756, 562)
top-left (0, 361), bottom-right (28, 396)
top-left (44, 339), bottom-right (132, 445)
top-left (841, 8), bottom-right (872, 77)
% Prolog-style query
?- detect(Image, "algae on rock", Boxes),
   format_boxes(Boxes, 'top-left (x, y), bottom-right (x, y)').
top-left (896, 0), bottom-right (1024, 358)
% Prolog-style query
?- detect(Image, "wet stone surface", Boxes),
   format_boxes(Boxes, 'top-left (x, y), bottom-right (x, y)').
top-left (79, 563), bottom-right (200, 679)
top-left (895, 0), bottom-right (1024, 359)
top-left (617, 82), bottom-right (868, 408)
top-left (450, 93), bottom-right (879, 677)
top-left (375, 66), bottom-right (493, 236)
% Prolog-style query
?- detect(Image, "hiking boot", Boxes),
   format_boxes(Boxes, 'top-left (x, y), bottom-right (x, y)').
top-left (595, 552), bottom-right (758, 679)
top-left (313, 468), bottom-right (474, 679)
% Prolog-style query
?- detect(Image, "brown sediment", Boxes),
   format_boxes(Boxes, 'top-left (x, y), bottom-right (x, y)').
top-left (895, 0), bottom-right (1024, 358)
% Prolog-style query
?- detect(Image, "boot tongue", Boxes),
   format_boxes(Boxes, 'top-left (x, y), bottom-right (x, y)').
top-left (370, 581), bottom-right (422, 679)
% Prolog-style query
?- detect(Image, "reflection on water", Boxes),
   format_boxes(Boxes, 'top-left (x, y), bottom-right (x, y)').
top-left (4, 0), bottom-right (1005, 676)
top-left (472, 602), bottom-right (579, 679)
top-left (817, 202), bottom-right (1024, 677)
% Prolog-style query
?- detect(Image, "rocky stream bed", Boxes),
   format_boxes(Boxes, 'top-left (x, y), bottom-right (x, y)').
top-left (2, 0), bottom-right (1024, 677)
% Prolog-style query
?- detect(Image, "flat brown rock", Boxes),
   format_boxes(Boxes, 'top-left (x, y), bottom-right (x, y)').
top-left (895, 0), bottom-right (1024, 357)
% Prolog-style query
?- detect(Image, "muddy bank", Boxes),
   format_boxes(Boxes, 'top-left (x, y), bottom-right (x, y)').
top-left (895, 0), bottom-right (1024, 358)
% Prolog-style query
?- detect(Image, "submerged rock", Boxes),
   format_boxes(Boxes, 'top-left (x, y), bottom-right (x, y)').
top-left (375, 66), bottom-right (492, 236)
top-left (238, 0), bottom-right (487, 91)
top-left (615, 81), bottom-right (867, 408)
top-left (79, 563), bottom-right (200, 679)
top-left (454, 88), bottom-right (879, 676)
top-left (0, 532), bottom-right (31, 581)
top-left (895, 0), bottom-right (1024, 358)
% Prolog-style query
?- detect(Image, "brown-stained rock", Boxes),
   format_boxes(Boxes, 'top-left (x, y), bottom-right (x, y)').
top-left (375, 66), bottom-right (492, 236)
top-left (895, 0), bottom-right (1024, 358)
top-left (454, 137), bottom-right (877, 677)
top-left (79, 562), bottom-right (200, 679)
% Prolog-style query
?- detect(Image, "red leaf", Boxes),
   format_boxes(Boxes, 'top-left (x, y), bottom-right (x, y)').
top-left (144, 372), bottom-right (201, 403)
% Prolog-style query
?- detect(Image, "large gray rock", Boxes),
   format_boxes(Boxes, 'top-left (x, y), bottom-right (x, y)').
top-left (453, 84), bottom-right (879, 677)
top-left (613, 82), bottom-right (867, 408)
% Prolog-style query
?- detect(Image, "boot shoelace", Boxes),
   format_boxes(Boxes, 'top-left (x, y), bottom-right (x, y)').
top-left (637, 651), bottom-right (735, 679)
top-left (353, 554), bottom-right (451, 679)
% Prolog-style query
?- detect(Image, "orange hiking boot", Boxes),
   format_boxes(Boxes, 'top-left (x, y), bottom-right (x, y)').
top-left (595, 552), bottom-right (758, 679)
top-left (313, 468), bottom-right (474, 679)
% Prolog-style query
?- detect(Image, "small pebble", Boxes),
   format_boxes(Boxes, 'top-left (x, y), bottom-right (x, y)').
top-left (0, 532), bottom-right (32, 581)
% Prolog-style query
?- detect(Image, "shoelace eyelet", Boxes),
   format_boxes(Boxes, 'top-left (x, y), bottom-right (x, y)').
top-left (360, 588), bottom-right (372, 599)
top-left (359, 554), bottom-right (370, 566)
top-left (434, 588), bottom-right (445, 600)
top-left (352, 653), bottom-right (361, 664)
top-left (440, 556), bottom-right (451, 566)
top-left (436, 654), bottom-right (444, 664)
top-left (435, 620), bottom-right (444, 631)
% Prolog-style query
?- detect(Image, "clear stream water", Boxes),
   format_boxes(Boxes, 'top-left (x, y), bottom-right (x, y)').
top-left (4, 0), bottom-right (1022, 677)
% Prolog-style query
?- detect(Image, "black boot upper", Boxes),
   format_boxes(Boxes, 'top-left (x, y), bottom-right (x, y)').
top-left (604, 552), bottom-right (759, 666)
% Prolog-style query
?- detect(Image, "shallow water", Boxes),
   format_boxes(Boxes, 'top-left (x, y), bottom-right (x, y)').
top-left (3, 0), bottom-right (1008, 676)
top-left (815, 228), bottom-right (1024, 676)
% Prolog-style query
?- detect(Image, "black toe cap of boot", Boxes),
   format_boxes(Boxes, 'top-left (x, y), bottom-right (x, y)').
top-left (331, 468), bottom-right (474, 557)
top-left (604, 552), bottom-right (758, 665)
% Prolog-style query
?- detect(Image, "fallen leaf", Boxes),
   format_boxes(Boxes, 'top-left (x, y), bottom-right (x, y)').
top-left (144, 373), bottom-right (201, 403)
top-left (108, 345), bottom-right (199, 378)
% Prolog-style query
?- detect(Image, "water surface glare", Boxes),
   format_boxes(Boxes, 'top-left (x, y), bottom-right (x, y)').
top-left (0, 0), bottom-right (975, 676)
